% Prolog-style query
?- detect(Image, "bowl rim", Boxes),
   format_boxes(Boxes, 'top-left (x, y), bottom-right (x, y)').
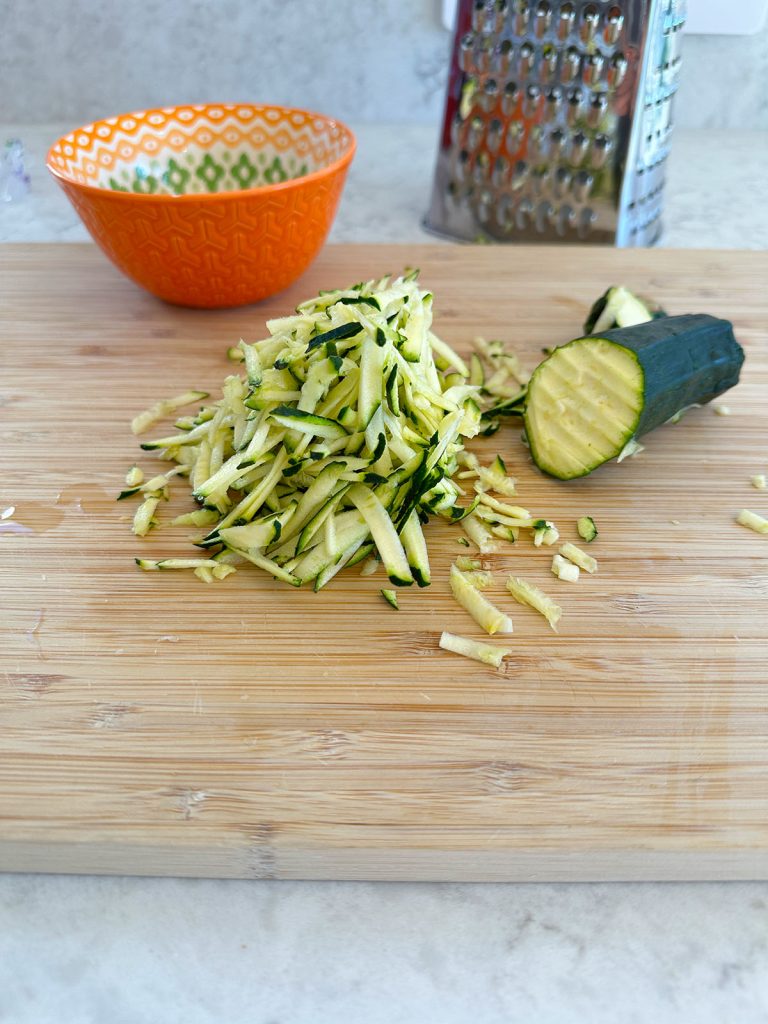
top-left (45, 102), bottom-right (357, 203)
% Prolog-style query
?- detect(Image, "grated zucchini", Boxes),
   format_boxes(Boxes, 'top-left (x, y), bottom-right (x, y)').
top-left (559, 541), bottom-right (598, 574)
top-left (439, 631), bottom-right (512, 668)
top-left (505, 576), bottom-right (562, 631)
top-left (551, 554), bottom-right (580, 582)
top-left (128, 272), bottom-right (482, 590)
top-left (450, 565), bottom-right (513, 635)
top-left (737, 509), bottom-right (768, 535)
top-left (577, 516), bottom-right (598, 542)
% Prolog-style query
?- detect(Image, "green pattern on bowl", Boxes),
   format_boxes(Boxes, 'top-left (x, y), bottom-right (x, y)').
top-left (107, 151), bottom-right (309, 196)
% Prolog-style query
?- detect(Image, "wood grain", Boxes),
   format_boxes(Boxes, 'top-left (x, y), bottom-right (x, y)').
top-left (1, 243), bottom-right (767, 881)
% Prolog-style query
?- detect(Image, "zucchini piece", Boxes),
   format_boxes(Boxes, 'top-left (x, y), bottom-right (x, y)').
top-left (524, 315), bottom-right (745, 480)
top-left (583, 286), bottom-right (665, 334)
top-left (462, 514), bottom-right (498, 554)
top-left (400, 509), bottom-right (431, 587)
top-left (559, 542), bottom-right (597, 574)
top-left (125, 465), bottom-right (144, 486)
top-left (347, 484), bottom-right (413, 586)
top-left (381, 589), bottom-right (399, 610)
top-left (750, 475), bottom-right (767, 491)
top-left (505, 576), bottom-right (562, 631)
top-left (449, 565), bottom-right (513, 635)
top-left (576, 515), bottom-right (598, 542)
top-left (131, 390), bottom-right (209, 435)
top-left (736, 509), bottom-right (768, 535)
top-left (455, 555), bottom-right (482, 571)
top-left (136, 558), bottom-right (219, 571)
top-left (132, 496), bottom-right (159, 536)
top-left (171, 509), bottom-right (220, 527)
top-left (439, 631), bottom-right (512, 668)
top-left (551, 554), bottom-right (579, 582)
top-left (270, 406), bottom-right (347, 440)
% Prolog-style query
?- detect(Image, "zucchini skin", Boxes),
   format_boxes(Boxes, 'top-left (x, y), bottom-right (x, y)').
top-left (600, 314), bottom-right (744, 438)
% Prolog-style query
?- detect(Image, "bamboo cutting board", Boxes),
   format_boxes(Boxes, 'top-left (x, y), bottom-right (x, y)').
top-left (2, 243), bottom-right (767, 882)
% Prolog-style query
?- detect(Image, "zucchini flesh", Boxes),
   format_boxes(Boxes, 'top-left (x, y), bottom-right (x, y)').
top-left (524, 315), bottom-right (745, 480)
top-left (439, 631), bottom-right (511, 668)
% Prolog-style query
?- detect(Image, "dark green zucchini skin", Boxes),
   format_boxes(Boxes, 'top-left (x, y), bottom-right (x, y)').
top-left (597, 314), bottom-right (744, 437)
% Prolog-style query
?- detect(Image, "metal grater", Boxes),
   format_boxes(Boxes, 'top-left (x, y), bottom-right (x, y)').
top-left (425, 0), bottom-right (686, 245)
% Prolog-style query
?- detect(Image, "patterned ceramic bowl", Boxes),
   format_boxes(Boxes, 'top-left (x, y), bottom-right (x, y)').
top-left (47, 104), bottom-right (356, 308)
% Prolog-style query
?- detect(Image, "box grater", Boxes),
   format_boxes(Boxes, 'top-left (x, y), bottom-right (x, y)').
top-left (425, 0), bottom-right (686, 245)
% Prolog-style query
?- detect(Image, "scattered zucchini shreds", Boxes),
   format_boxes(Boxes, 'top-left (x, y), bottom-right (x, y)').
top-left (505, 576), bottom-right (562, 631)
top-left (136, 558), bottom-right (220, 570)
top-left (439, 631), bottom-right (512, 668)
top-left (737, 509), bottom-right (768, 535)
top-left (125, 465), bottom-right (144, 486)
top-left (713, 404), bottom-right (731, 416)
top-left (381, 588), bottom-right (399, 609)
top-left (476, 492), bottom-right (531, 520)
top-left (132, 496), bottom-right (159, 537)
top-left (171, 509), bottom-right (221, 527)
top-left (450, 565), bottom-right (513, 635)
top-left (751, 474), bottom-right (767, 491)
top-left (476, 464), bottom-right (517, 496)
top-left (131, 390), bottom-right (210, 435)
top-left (455, 555), bottom-right (482, 571)
top-left (577, 516), bottom-right (598, 542)
top-left (462, 514), bottom-right (499, 554)
top-left (194, 566), bottom-right (215, 583)
top-left (457, 536), bottom-right (471, 547)
top-left (551, 554), bottom-right (580, 582)
top-left (559, 541), bottom-right (598, 574)
top-left (359, 557), bottom-right (380, 576)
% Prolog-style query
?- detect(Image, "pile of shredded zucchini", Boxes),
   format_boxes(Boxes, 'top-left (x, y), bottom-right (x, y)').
top-left (127, 271), bottom-right (500, 589)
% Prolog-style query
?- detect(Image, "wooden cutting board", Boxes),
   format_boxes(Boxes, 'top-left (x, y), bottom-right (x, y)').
top-left (2, 243), bottom-right (767, 882)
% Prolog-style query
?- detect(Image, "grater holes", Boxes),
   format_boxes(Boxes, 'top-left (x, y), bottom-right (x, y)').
top-left (493, 38), bottom-right (514, 76)
top-left (501, 81), bottom-right (520, 117)
top-left (561, 46), bottom-right (581, 83)
top-left (514, 0), bottom-right (531, 34)
top-left (584, 53), bottom-right (604, 87)
top-left (580, 4), bottom-right (600, 44)
top-left (557, 2), bottom-right (576, 41)
top-left (534, 1), bottom-right (552, 37)
top-left (604, 6), bottom-right (623, 45)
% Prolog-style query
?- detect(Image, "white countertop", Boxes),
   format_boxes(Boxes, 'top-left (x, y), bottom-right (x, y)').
top-left (2, 123), bottom-right (768, 248)
top-left (2, 121), bottom-right (768, 1024)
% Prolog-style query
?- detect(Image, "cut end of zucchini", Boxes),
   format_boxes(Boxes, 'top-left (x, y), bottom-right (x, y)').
top-left (524, 336), bottom-right (644, 480)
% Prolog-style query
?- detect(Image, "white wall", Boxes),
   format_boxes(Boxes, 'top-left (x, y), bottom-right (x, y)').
top-left (2, 0), bottom-right (766, 129)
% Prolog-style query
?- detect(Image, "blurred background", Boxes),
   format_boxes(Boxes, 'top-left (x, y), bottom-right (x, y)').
top-left (2, 0), bottom-right (767, 130)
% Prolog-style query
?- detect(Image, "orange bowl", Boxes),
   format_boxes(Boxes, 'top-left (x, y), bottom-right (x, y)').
top-left (47, 104), bottom-right (356, 308)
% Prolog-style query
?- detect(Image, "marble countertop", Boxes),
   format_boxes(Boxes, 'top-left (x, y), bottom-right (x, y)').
top-left (2, 122), bottom-right (768, 1024)
top-left (2, 123), bottom-right (768, 249)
